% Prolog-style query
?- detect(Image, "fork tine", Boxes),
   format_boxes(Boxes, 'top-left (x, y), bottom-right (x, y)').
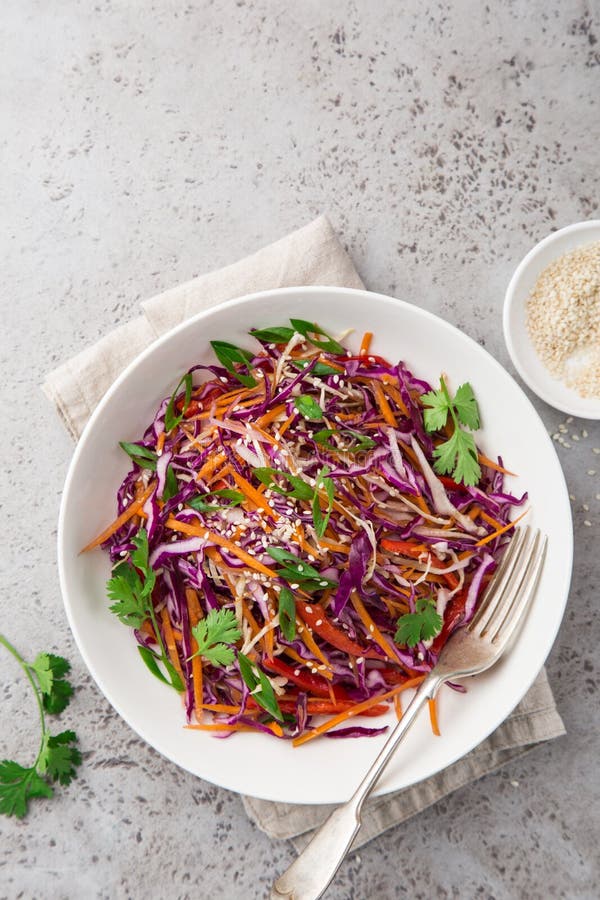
top-left (478, 528), bottom-right (537, 638)
top-left (479, 529), bottom-right (539, 639)
top-left (469, 527), bottom-right (529, 633)
top-left (488, 532), bottom-right (547, 644)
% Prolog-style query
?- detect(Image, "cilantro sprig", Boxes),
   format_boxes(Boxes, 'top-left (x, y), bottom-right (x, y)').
top-left (189, 609), bottom-right (242, 667)
top-left (421, 377), bottom-right (482, 486)
top-left (106, 528), bottom-right (183, 692)
top-left (394, 597), bottom-right (443, 647)
top-left (0, 635), bottom-right (81, 818)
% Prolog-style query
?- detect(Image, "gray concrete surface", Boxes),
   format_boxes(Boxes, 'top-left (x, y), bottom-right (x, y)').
top-left (1, 1), bottom-right (599, 898)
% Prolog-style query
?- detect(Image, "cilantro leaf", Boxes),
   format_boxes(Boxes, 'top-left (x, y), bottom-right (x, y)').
top-left (30, 653), bottom-right (70, 690)
top-left (210, 340), bottom-right (257, 388)
top-left (278, 587), bottom-right (296, 642)
top-left (107, 530), bottom-right (155, 626)
top-left (394, 597), bottom-right (443, 647)
top-left (421, 389), bottom-right (450, 432)
top-left (237, 652), bottom-right (284, 722)
top-left (450, 429), bottom-right (481, 486)
top-left (294, 395), bottom-right (324, 421)
top-left (130, 529), bottom-right (155, 599)
top-left (433, 429), bottom-right (481, 487)
top-left (453, 383), bottom-right (480, 430)
top-left (190, 609), bottom-right (242, 667)
top-left (0, 761), bottom-right (53, 818)
top-left (107, 572), bottom-right (147, 628)
top-left (38, 731), bottom-right (82, 786)
top-left (42, 679), bottom-right (74, 715)
top-left (164, 372), bottom-right (193, 432)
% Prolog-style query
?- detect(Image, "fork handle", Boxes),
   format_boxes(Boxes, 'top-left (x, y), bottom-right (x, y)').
top-left (271, 671), bottom-right (443, 900)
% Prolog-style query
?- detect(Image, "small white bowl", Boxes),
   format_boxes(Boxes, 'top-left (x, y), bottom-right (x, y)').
top-left (503, 220), bottom-right (600, 420)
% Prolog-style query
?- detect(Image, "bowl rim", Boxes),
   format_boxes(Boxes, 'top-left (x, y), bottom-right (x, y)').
top-left (502, 218), bottom-right (600, 420)
top-left (58, 284), bottom-right (573, 802)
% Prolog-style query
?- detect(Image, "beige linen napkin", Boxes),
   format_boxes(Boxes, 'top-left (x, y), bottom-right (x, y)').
top-left (43, 215), bottom-right (565, 851)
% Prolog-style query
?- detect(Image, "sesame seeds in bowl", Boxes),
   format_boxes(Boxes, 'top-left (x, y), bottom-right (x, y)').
top-left (503, 220), bottom-right (600, 420)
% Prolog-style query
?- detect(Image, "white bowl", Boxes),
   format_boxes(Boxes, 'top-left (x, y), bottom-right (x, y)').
top-left (503, 220), bottom-right (600, 420)
top-left (58, 287), bottom-right (572, 804)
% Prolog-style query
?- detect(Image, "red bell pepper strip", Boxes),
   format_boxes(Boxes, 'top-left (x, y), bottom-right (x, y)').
top-left (262, 656), bottom-right (350, 700)
top-left (295, 600), bottom-right (380, 660)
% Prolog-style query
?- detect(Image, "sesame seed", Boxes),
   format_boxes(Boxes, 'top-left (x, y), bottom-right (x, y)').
top-left (584, 520), bottom-right (592, 527)
top-left (552, 433), bottom-right (560, 441)
top-left (559, 425), bottom-right (568, 433)
top-left (583, 504), bottom-right (590, 511)
top-left (304, 606), bottom-right (312, 614)
top-left (290, 583), bottom-right (299, 589)
top-left (356, 657), bottom-right (364, 664)
top-left (572, 434), bottom-right (579, 441)
top-left (583, 429), bottom-right (589, 438)
top-left (596, 494), bottom-right (600, 501)
top-left (588, 470), bottom-right (596, 476)
top-left (294, 669), bottom-right (300, 676)
top-left (569, 494), bottom-right (575, 500)
top-left (319, 581), bottom-right (329, 587)
top-left (594, 448), bottom-right (600, 455)
top-left (315, 619), bottom-right (323, 626)
top-left (567, 416), bottom-right (573, 423)
top-left (563, 442), bottom-right (571, 449)
top-left (369, 624), bottom-right (375, 633)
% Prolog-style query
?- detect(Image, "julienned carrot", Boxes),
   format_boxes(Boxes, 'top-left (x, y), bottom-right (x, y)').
top-left (230, 470), bottom-right (278, 521)
top-left (165, 516), bottom-right (278, 578)
top-left (186, 588), bottom-right (204, 723)
top-left (349, 590), bottom-right (399, 665)
top-left (428, 697), bottom-right (441, 736)
top-left (161, 608), bottom-right (184, 681)
top-left (256, 403), bottom-right (287, 428)
top-left (295, 616), bottom-right (334, 675)
top-left (394, 692), bottom-right (403, 721)
top-left (185, 721), bottom-right (283, 736)
top-left (359, 331), bottom-right (373, 356)
top-left (292, 677), bottom-right (425, 747)
top-left (478, 453), bottom-right (516, 476)
top-left (480, 510), bottom-right (504, 531)
top-left (372, 379), bottom-right (397, 428)
top-left (475, 507), bottom-right (529, 547)
top-left (81, 483), bottom-right (154, 552)
top-left (196, 451), bottom-right (226, 482)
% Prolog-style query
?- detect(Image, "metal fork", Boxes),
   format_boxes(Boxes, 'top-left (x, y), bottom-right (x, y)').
top-left (271, 527), bottom-right (547, 900)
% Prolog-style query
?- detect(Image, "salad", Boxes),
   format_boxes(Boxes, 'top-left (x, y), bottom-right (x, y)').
top-left (83, 320), bottom-right (527, 745)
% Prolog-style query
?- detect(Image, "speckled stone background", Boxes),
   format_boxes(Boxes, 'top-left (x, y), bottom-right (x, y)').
top-left (1, 1), bottom-right (599, 898)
